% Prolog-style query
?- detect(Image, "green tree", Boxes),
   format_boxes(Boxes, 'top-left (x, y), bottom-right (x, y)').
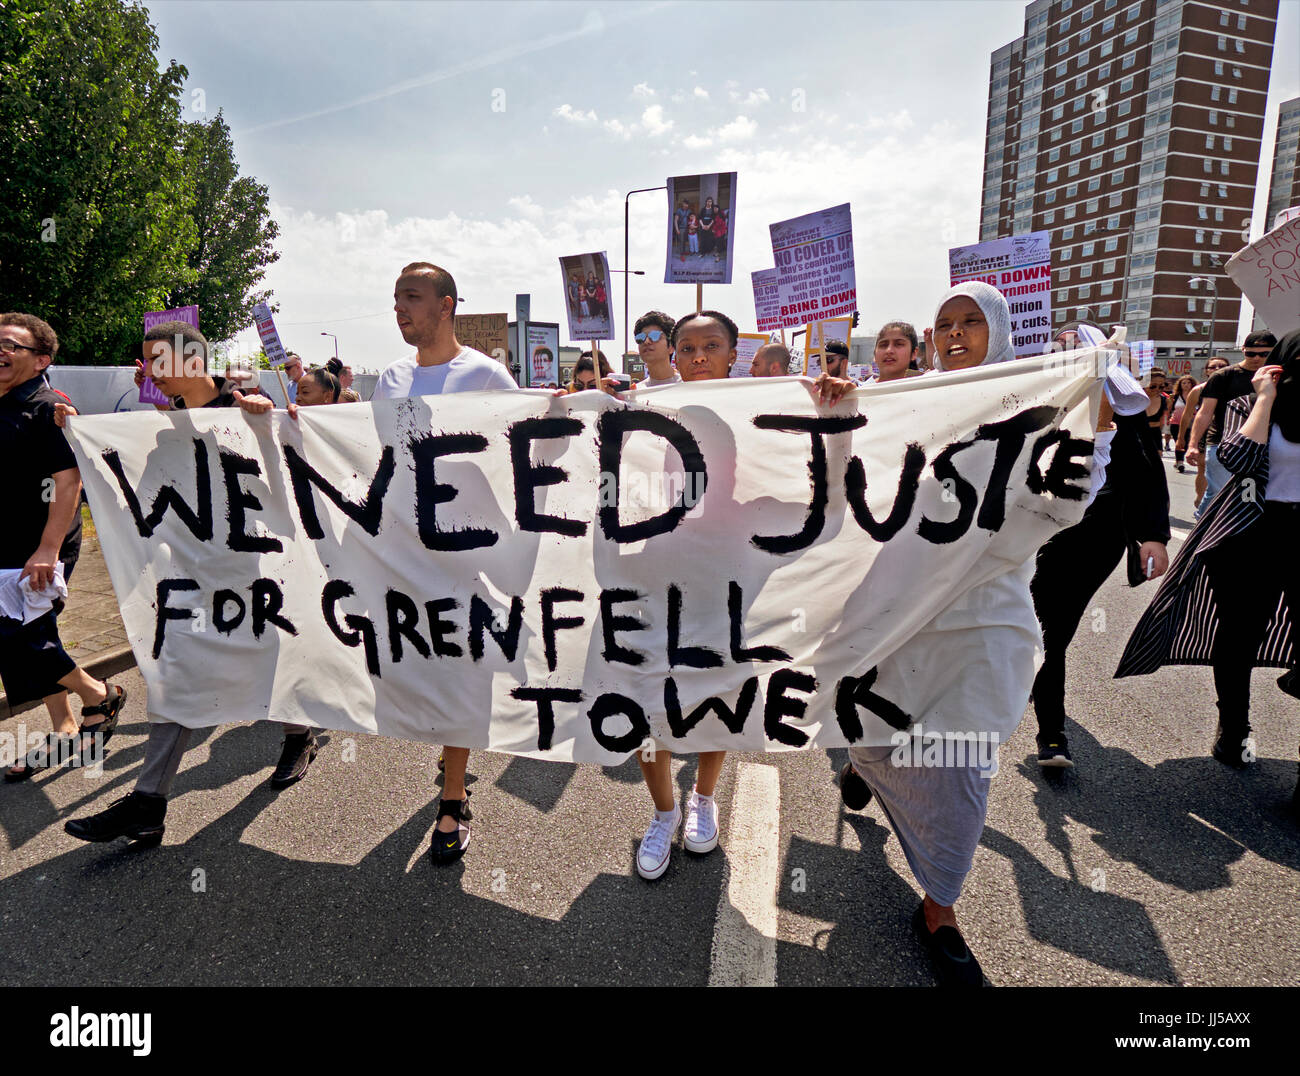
top-left (0, 0), bottom-right (279, 365)
top-left (164, 112), bottom-right (280, 345)
top-left (0, 0), bottom-right (195, 363)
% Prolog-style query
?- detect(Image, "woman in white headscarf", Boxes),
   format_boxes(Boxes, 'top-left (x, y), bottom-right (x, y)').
top-left (837, 280), bottom-right (1044, 986)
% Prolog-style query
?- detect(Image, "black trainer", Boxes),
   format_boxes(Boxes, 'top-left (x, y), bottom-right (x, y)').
top-left (1036, 735), bottom-right (1074, 768)
top-left (838, 762), bottom-right (872, 810)
top-left (64, 791), bottom-right (166, 846)
top-left (912, 903), bottom-right (984, 987)
top-left (1211, 725), bottom-right (1254, 769)
top-left (430, 790), bottom-right (472, 865)
top-left (270, 730), bottom-right (318, 789)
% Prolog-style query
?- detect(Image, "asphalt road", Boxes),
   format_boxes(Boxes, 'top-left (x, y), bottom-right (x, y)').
top-left (2, 450), bottom-right (1297, 987)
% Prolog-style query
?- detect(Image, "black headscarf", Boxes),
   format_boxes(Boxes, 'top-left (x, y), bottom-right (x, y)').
top-left (1270, 329), bottom-right (1300, 443)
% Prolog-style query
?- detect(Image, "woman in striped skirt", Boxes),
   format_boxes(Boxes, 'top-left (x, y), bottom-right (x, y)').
top-left (1116, 330), bottom-right (1300, 814)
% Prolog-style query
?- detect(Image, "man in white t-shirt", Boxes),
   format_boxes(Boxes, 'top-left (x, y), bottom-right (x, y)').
top-left (375, 261), bottom-right (518, 864)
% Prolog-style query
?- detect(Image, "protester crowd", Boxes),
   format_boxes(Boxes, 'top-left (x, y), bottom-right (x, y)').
top-left (2, 260), bottom-right (1295, 989)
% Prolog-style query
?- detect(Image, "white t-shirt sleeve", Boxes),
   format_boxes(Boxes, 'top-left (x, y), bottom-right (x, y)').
top-left (481, 361), bottom-right (519, 391)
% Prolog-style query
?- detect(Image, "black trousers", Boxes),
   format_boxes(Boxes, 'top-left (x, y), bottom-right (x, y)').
top-left (1204, 501), bottom-right (1300, 733)
top-left (0, 556), bottom-right (78, 707)
top-left (1030, 493), bottom-right (1129, 737)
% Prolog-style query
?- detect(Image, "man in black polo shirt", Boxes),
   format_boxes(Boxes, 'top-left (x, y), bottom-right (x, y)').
top-left (1186, 330), bottom-right (1277, 518)
top-left (0, 313), bottom-right (127, 780)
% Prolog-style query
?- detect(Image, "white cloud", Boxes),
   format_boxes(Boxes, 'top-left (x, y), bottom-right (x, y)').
top-left (729, 88), bottom-right (770, 106)
top-left (507, 195), bottom-right (545, 220)
top-left (716, 115), bottom-right (757, 142)
top-left (631, 82), bottom-right (656, 99)
top-left (682, 133), bottom-right (712, 150)
top-left (553, 103), bottom-right (598, 125)
top-left (603, 117), bottom-right (631, 139)
top-left (693, 86), bottom-right (709, 100)
top-left (640, 104), bottom-right (673, 136)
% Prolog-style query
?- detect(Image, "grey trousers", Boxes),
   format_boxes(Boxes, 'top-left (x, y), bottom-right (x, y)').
top-left (848, 741), bottom-right (995, 907)
top-left (135, 721), bottom-right (311, 797)
top-left (136, 722), bottom-right (194, 797)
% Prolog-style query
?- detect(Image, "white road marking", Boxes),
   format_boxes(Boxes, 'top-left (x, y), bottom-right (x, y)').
top-left (1170, 526), bottom-right (1190, 543)
top-left (708, 761), bottom-right (780, 987)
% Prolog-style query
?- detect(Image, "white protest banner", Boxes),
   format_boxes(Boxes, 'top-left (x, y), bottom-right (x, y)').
top-left (559, 252), bottom-right (615, 341)
top-left (769, 204), bottom-right (856, 329)
top-left (949, 231), bottom-right (1053, 357)
top-left (729, 332), bottom-right (770, 378)
top-left (141, 305), bottom-right (199, 404)
top-left (65, 356), bottom-right (1101, 764)
top-left (665, 172), bottom-right (737, 285)
top-left (1275, 206), bottom-right (1300, 229)
top-left (251, 302), bottom-right (289, 367)
top-left (1225, 213), bottom-right (1300, 336)
top-left (752, 268), bottom-right (782, 332)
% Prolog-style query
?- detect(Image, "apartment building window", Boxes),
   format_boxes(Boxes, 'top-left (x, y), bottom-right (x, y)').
top-left (1057, 290), bottom-right (1069, 303)
top-left (1106, 214), bottom-right (1119, 229)
top-left (1048, 147), bottom-right (1060, 162)
top-left (1125, 4), bottom-right (1139, 20)
top-left (1219, 11), bottom-right (1229, 25)
top-left (1206, 133), bottom-right (1215, 150)
top-left (1087, 198), bottom-right (1099, 213)
top-left (1195, 228), bottom-right (1205, 243)
top-left (1120, 76), bottom-right (1134, 93)
top-left (1091, 133), bottom-right (1105, 148)
top-left (1054, 84), bottom-right (1066, 100)
top-left (1047, 168), bottom-right (1059, 184)
top-left (1214, 60), bottom-right (1224, 75)
top-left (1064, 205), bottom-right (1077, 219)
top-left (1045, 190), bottom-right (1057, 203)
top-left (1055, 61), bottom-right (1068, 77)
top-left (1223, 137), bottom-right (1233, 151)
top-left (1099, 62), bottom-right (1111, 79)
top-left (1225, 114), bottom-right (1235, 129)
top-left (1060, 268), bottom-right (1072, 282)
top-left (1082, 241), bottom-right (1095, 257)
top-left (1211, 85), bottom-right (1221, 101)
top-left (1111, 169), bottom-right (1124, 186)
top-left (1218, 184), bottom-right (1228, 198)
top-left (1228, 88), bottom-right (1238, 104)
top-left (1051, 127), bottom-right (1062, 142)
top-left (1103, 15), bottom-right (1115, 31)
top-left (1203, 158), bottom-right (1213, 174)
top-left (1231, 67), bottom-right (1242, 79)
top-left (1062, 226), bottom-right (1075, 239)
top-left (1116, 121), bottom-right (1129, 139)
top-left (1216, 35), bottom-right (1227, 51)
top-left (1234, 39), bottom-right (1244, 53)
top-left (1043, 210), bottom-right (1056, 225)
top-left (1123, 28), bottom-right (1137, 45)
top-left (1080, 263), bottom-right (1093, 278)
top-left (1074, 97), bottom-right (1087, 113)
top-left (1236, 13), bottom-right (1246, 29)
top-left (1072, 118), bottom-right (1084, 133)
top-left (1113, 145), bottom-right (1127, 162)
top-left (1117, 98), bottom-right (1131, 117)
top-left (1198, 205), bottom-right (1209, 220)
top-left (1122, 52), bottom-right (1136, 70)
top-left (1088, 177), bottom-right (1101, 191)
top-left (1100, 39), bottom-right (1113, 57)
top-left (1212, 231), bottom-right (1221, 245)
top-left (1084, 221), bottom-right (1097, 235)
top-left (1214, 207), bottom-right (1224, 222)
top-left (1200, 183), bottom-right (1210, 197)
top-left (1108, 192), bottom-right (1121, 206)
top-left (1080, 28), bottom-right (1091, 44)
top-left (1209, 110), bottom-right (1218, 125)
top-left (1078, 284), bottom-right (1092, 299)
top-left (1104, 259), bottom-right (1117, 273)
top-left (1071, 140), bottom-right (1082, 155)
top-left (1104, 237), bottom-right (1118, 252)
top-left (1220, 160), bottom-right (1229, 175)
top-left (1067, 183), bottom-right (1079, 197)
top-left (1052, 105), bottom-right (1064, 121)
top-left (1060, 245), bottom-right (1072, 260)
top-left (1068, 163), bottom-right (1080, 177)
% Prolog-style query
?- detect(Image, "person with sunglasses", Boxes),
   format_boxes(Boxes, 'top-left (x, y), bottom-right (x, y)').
top-left (630, 310), bottom-right (679, 388)
top-left (1177, 356), bottom-right (1231, 508)
top-left (1186, 333), bottom-right (1278, 519)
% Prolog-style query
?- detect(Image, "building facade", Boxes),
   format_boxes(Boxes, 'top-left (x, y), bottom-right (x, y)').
top-left (980, 0), bottom-right (1279, 359)
top-left (1263, 95), bottom-right (1300, 229)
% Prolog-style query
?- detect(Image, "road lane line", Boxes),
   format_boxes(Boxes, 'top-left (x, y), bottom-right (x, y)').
top-left (707, 761), bottom-right (780, 987)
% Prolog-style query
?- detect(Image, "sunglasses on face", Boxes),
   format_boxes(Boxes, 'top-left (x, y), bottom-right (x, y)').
top-left (1242, 349), bottom-right (1271, 357)
top-left (634, 330), bottom-right (665, 344)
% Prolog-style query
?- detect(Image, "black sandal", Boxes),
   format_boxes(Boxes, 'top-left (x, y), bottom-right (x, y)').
top-left (430, 789), bottom-right (472, 865)
top-left (77, 683), bottom-right (127, 756)
top-left (4, 732), bottom-right (78, 782)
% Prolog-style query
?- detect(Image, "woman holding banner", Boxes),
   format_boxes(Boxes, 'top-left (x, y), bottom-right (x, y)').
top-left (837, 281), bottom-right (1042, 986)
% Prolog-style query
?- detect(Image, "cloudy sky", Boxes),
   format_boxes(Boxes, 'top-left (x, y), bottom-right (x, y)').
top-left (150, 0), bottom-right (1299, 371)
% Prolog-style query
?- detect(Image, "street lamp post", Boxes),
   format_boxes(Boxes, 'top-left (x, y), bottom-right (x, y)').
top-left (624, 185), bottom-right (667, 366)
top-left (1188, 276), bottom-right (1218, 358)
top-left (320, 332), bottom-right (339, 362)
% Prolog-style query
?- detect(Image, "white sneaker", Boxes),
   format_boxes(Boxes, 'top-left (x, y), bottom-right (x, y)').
top-left (683, 790), bottom-right (719, 853)
top-left (636, 804), bottom-right (680, 880)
